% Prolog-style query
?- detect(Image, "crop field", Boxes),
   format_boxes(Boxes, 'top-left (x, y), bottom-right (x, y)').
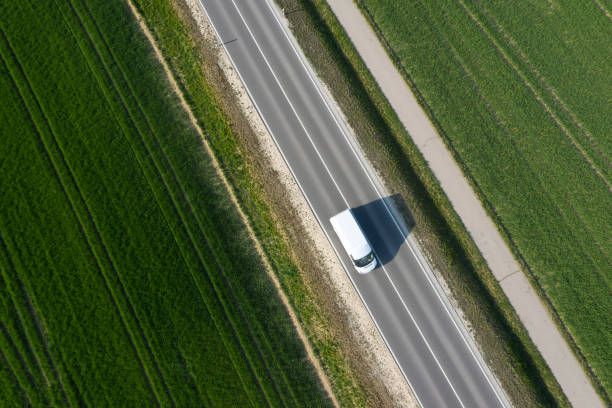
top-left (0, 0), bottom-right (331, 406)
top-left (358, 0), bottom-right (611, 398)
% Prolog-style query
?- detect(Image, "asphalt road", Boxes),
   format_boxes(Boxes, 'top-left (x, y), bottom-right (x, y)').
top-left (199, 0), bottom-right (509, 406)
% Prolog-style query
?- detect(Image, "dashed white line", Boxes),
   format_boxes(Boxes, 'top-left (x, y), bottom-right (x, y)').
top-left (200, 0), bottom-right (506, 406)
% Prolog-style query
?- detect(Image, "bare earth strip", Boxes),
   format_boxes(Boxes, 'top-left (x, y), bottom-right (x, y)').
top-left (325, 1), bottom-right (606, 407)
top-left (593, 0), bottom-right (612, 22)
top-left (125, 1), bottom-right (346, 406)
top-left (74, 2), bottom-right (284, 402)
top-left (63, 1), bottom-right (279, 404)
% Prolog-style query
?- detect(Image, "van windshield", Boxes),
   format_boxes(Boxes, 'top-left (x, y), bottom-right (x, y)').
top-left (353, 251), bottom-right (375, 268)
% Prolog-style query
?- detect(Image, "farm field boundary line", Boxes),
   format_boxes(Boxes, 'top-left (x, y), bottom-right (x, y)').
top-left (454, 0), bottom-right (611, 190)
top-left (354, 0), bottom-right (610, 403)
top-left (65, 0), bottom-right (295, 405)
top-left (469, 0), bottom-right (610, 169)
top-left (424, 0), bottom-right (610, 286)
top-left (54, 0), bottom-right (272, 405)
top-left (125, 0), bottom-right (340, 405)
top-left (0, 20), bottom-right (172, 407)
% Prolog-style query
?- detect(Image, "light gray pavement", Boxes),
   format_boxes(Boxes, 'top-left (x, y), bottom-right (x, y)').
top-left (199, 0), bottom-right (511, 406)
top-left (324, 1), bottom-right (605, 407)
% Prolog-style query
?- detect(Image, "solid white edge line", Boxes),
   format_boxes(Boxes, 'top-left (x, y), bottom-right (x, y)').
top-left (201, 1), bottom-right (500, 407)
top-left (226, 1), bottom-right (469, 406)
top-left (227, 2), bottom-right (471, 406)
top-left (261, 1), bottom-right (509, 407)
top-left (208, 0), bottom-right (470, 406)
top-left (197, 3), bottom-right (425, 407)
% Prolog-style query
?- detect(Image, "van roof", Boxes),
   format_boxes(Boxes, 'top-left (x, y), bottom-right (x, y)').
top-left (329, 209), bottom-right (372, 260)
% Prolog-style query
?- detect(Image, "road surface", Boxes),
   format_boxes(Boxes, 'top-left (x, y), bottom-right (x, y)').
top-left (199, 0), bottom-right (510, 406)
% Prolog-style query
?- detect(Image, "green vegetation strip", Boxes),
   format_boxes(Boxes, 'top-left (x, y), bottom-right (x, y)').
top-left (356, 0), bottom-right (611, 401)
top-left (131, 0), bottom-right (375, 405)
top-left (272, 0), bottom-right (578, 406)
top-left (0, 0), bottom-right (331, 406)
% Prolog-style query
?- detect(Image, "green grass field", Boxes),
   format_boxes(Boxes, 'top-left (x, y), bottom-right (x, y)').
top-left (357, 0), bottom-right (611, 398)
top-left (0, 0), bottom-right (331, 406)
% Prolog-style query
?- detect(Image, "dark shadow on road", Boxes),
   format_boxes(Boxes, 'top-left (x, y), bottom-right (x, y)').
top-left (351, 194), bottom-right (413, 267)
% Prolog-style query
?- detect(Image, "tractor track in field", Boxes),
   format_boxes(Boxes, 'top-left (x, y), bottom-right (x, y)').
top-left (0, 22), bottom-right (167, 407)
top-left (456, 0), bottom-right (612, 192)
top-left (427, 0), bottom-right (612, 294)
top-left (593, 0), bottom-right (612, 22)
top-left (410, 3), bottom-right (611, 395)
top-left (0, 275), bottom-right (53, 405)
top-left (0, 316), bottom-right (38, 407)
top-left (471, 0), bottom-right (611, 169)
top-left (453, 0), bottom-right (612, 273)
top-left (0, 37), bottom-right (87, 408)
top-left (0, 340), bottom-right (32, 407)
top-left (0, 232), bottom-right (74, 408)
top-left (61, 0), bottom-right (289, 405)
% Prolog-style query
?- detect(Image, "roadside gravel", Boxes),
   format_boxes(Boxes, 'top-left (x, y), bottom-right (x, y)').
top-left (179, 0), bottom-right (418, 406)
top-left (325, 1), bottom-right (605, 407)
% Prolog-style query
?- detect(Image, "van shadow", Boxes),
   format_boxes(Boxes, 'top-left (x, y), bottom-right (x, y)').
top-left (351, 194), bottom-right (414, 267)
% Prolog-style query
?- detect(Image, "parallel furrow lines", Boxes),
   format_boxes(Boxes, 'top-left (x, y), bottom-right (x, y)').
top-left (0, 38), bottom-right (81, 408)
top-left (0, 317), bottom-right (37, 407)
top-left (55, 0), bottom-right (279, 405)
top-left (423, 0), bottom-right (611, 286)
top-left (408, 2), bottom-right (610, 394)
top-left (0, 269), bottom-right (53, 406)
top-left (455, 0), bottom-right (612, 191)
top-left (0, 232), bottom-right (71, 408)
top-left (0, 26), bottom-right (162, 408)
top-left (52, 2), bottom-right (197, 406)
top-left (472, 0), bottom-right (611, 169)
top-left (71, 0), bottom-right (293, 405)
top-left (452, 0), bottom-right (612, 269)
top-left (55, 0), bottom-right (256, 405)
top-left (0, 341), bottom-right (32, 407)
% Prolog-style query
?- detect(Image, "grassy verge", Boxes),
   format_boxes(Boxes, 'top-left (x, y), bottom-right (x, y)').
top-left (0, 0), bottom-right (331, 405)
top-left (131, 0), bottom-right (385, 405)
top-left (354, 0), bottom-right (611, 402)
top-left (270, 0), bottom-right (577, 406)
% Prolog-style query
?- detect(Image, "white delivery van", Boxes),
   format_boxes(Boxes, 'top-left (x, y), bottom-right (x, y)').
top-left (330, 209), bottom-right (377, 274)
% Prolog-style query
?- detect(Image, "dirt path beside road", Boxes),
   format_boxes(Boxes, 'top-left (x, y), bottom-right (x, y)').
top-left (324, 1), bottom-right (604, 407)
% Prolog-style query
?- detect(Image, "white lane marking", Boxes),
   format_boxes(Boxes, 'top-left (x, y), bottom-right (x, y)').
top-left (201, 0), bottom-right (487, 406)
top-left (262, 1), bottom-right (508, 406)
top-left (227, 1), bottom-right (466, 406)
top-left (223, 1), bottom-right (466, 405)
top-left (197, 3), bottom-right (425, 406)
